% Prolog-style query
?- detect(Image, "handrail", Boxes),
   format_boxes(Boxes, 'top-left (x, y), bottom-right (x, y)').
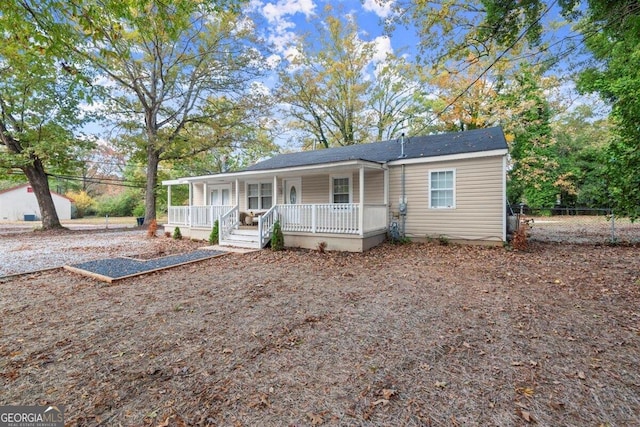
top-left (258, 205), bottom-right (278, 248)
top-left (219, 205), bottom-right (239, 243)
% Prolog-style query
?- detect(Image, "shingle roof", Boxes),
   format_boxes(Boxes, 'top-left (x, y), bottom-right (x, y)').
top-left (244, 127), bottom-right (507, 171)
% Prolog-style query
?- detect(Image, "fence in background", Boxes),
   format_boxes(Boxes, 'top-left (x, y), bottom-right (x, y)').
top-left (513, 206), bottom-right (639, 244)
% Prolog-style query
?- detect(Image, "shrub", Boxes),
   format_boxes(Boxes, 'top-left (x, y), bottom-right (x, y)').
top-left (164, 231), bottom-right (171, 238)
top-left (173, 226), bottom-right (182, 240)
top-left (95, 191), bottom-right (141, 217)
top-left (317, 241), bottom-right (327, 253)
top-left (147, 219), bottom-right (158, 237)
top-left (65, 190), bottom-right (96, 218)
top-left (271, 220), bottom-right (284, 251)
top-left (209, 220), bottom-right (219, 245)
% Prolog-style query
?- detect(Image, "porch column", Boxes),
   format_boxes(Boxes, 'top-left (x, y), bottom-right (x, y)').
top-left (383, 166), bottom-right (389, 226)
top-left (359, 166), bottom-right (365, 236)
top-left (188, 182), bottom-right (193, 227)
top-left (167, 185), bottom-right (172, 225)
top-left (273, 175), bottom-right (278, 205)
top-left (235, 179), bottom-right (240, 207)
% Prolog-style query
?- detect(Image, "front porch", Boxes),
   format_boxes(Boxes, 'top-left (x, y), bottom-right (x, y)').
top-left (163, 203), bottom-right (388, 251)
top-left (163, 160), bottom-right (390, 251)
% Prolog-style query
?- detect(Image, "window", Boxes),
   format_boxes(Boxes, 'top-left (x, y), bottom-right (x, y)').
top-left (247, 182), bottom-right (273, 210)
top-left (331, 176), bottom-right (351, 204)
top-left (429, 170), bottom-right (455, 209)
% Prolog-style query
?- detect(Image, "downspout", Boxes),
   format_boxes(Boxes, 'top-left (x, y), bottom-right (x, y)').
top-left (398, 133), bottom-right (407, 238)
top-left (401, 164), bottom-right (406, 237)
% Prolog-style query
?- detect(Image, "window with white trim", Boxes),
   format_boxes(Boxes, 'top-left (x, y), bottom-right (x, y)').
top-left (331, 175), bottom-right (352, 204)
top-left (429, 169), bottom-right (455, 208)
top-left (247, 182), bottom-right (273, 210)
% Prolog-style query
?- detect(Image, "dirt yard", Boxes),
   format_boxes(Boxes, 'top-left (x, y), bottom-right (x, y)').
top-left (1, 229), bottom-right (639, 426)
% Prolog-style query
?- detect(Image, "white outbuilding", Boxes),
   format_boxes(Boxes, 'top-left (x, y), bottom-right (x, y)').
top-left (0, 184), bottom-right (72, 221)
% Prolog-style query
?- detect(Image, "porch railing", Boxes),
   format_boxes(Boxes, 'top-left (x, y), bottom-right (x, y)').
top-left (278, 203), bottom-right (361, 234)
top-left (168, 205), bottom-right (234, 227)
top-left (219, 205), bottom-right (239, 243)
top-left (258, 205), bottom-right (278, 248)
top-left (363, 204), bottom-right (388, 233)
top-left (168, 206), bottom-right (189, 225)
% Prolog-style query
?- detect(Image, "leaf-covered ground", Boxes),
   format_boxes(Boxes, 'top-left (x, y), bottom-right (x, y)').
top-left (1, 237), bottom-right (639, 426)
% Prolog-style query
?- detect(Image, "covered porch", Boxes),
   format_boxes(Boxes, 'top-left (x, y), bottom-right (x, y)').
top-left (162, 160), bottom-right (390, 251)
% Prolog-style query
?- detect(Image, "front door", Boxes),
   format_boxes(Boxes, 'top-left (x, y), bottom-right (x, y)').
top-left (284, 178), bottom-right (301, 224)
top-left (209, 185), bottom-right (231, 206)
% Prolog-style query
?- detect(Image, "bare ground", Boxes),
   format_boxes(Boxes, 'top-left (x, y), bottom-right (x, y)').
top-left (1, 230), bottom-right (639, 426)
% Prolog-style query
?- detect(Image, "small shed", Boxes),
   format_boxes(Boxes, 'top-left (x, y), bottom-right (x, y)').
top-left (0, 184), bottom-right (72, 221)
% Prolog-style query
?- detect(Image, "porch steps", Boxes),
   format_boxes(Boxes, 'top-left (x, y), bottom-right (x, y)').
top-left (219, 228), bottom-right (265, 249)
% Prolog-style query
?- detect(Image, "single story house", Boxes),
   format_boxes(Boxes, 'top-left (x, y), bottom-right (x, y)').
top-left (0, 184), bottom-right (73, 221)
top-left (162, 127), bottom-right (509, 251)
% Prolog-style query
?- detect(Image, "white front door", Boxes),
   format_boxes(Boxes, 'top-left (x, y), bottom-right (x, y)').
top-left (209, 185), bottom-right (231, 205)
top-left (284, 178), bottom-right (302, 224)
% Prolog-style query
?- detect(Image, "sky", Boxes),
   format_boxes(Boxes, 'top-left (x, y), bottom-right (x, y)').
top-left (249, 0), bottom-right (401, 68)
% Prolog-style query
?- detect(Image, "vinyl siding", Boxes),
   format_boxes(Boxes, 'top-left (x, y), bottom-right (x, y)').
top-left (299, 170), bottom-right (385, 205)
top-left (389, 155), bottom-right (505, 242)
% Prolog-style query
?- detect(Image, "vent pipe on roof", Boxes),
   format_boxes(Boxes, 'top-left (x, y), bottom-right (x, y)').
top-left (398, 133), bottom-right (406, 158)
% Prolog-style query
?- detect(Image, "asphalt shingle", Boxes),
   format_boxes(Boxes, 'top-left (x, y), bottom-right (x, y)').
top-left (244, 127), bottom-right (507, 171)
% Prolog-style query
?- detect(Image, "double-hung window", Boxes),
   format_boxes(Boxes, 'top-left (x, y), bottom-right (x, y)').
top-left (331, 176), bottom-right (351, 204)
top-left (247, 182), bottom-right (273, 210)
top-left (429, 169), bottom-right (455, 209)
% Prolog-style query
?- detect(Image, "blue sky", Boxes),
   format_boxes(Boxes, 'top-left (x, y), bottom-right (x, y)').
top-left (249, 0), bottom-right (400, 65)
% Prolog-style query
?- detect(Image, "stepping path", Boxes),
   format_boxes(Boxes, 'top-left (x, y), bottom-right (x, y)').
top-left (64, 249), bottom-right (226, 283)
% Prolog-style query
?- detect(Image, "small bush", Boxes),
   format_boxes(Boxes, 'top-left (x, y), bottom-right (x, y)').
top-left (437, 235), bottom-right (449, 246)
top-left (271, 220), bottom-right (284, 251)
top-left (173, 226), bottom-right (182, 240)
top-left (209, 220), bottom-right (219, 245)
top-left (147, 219), bottom-right (158, 237)
top-left (164, 231), bottom-right (171, 238)
top-left (317, 241), bottom-right (327, 253)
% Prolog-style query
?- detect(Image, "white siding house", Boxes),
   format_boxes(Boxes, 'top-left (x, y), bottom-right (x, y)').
top-left (0, 184), bottom-right (72, 221)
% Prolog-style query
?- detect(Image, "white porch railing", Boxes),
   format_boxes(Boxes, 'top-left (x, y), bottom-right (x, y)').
top-left (258, 205), bottom-right (278, 248)
top-left (278, 203), bottom-right (386, 235)
top-left (219, 205), bottom-right (239, 243)
top-left (169, 203), bottom-right (388, 237)
top-left (363, 204), bottom-right (388, 233)
top-left (168, 205), bottom-right (234, 227)
top-left (168, 206), bottom-right (189, 225)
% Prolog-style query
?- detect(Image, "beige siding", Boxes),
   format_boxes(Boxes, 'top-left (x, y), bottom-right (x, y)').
top-left (389, 156), bottom-right (505, 242)
top-left (363, 170), bottom-right (384, 204)
top-left (301, 175), bottom-right (329, 204)
top-left (299, 170), bottom-right (384, 204)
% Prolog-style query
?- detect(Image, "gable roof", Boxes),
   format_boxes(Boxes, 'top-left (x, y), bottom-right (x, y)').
top-left (244, 127), bottom-right (508, 172)
top-left (0, 184), bottom-right (74, 202)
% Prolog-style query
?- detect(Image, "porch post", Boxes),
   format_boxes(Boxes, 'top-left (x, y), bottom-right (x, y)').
top-left (383, 166), bottom-right (389, 227)
top-left (273, 175), bottom-right (278, 205)
top-left (235, 179), bottom-right (240, 207)
top-left (188, 182), bottom-right (193, 227)
top-left (167, 185), bottom-right (172, 224)
top-left (359, 166), bottom-right (365, 236)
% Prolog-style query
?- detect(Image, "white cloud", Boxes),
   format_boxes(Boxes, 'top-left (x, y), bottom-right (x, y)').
top-left (262, 0), bottom-right (315, 23)
top-left (258, 0), bottom-right (316, 55)
top-left (371, 35), bottom-right (393, 63)
top-left (362, 0), bottom-right (393, 18)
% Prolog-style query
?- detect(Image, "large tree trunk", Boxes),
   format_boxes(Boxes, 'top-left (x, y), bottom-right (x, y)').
top-left (22, 157), bottom-right (64, 230)
top-left (143, 147), bottom-right (160, 225)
